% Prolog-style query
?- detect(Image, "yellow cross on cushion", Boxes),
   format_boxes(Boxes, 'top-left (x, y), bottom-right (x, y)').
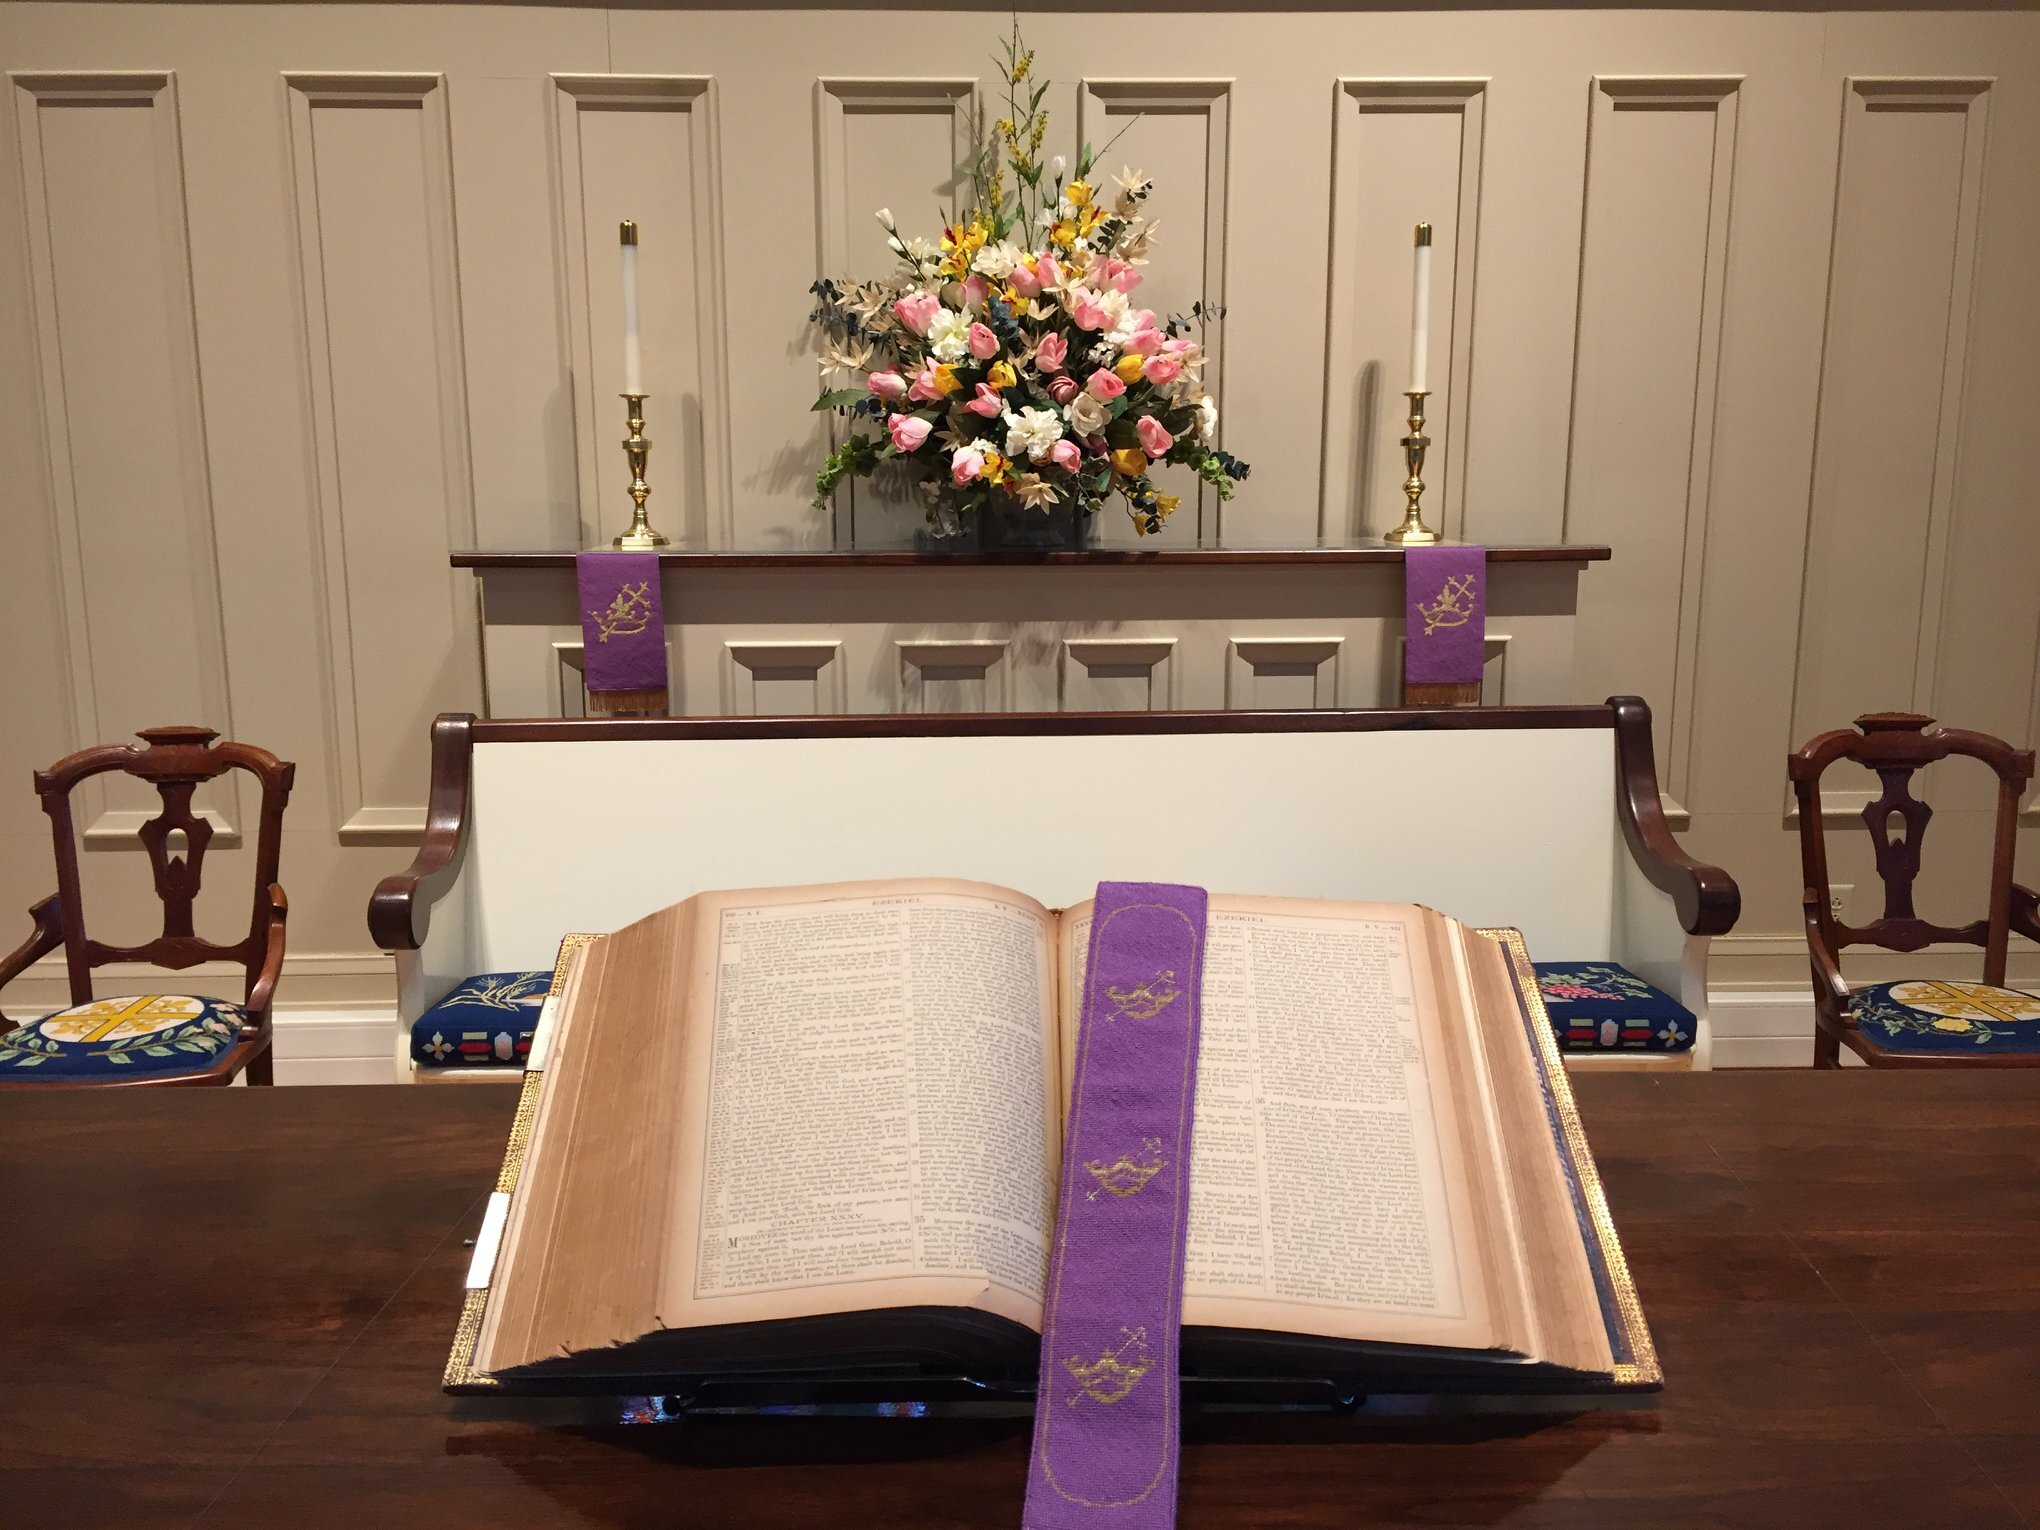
top-left (0, 993), bottom-right (244, 1076)
top-left (1849, 980), bottom-right (2040, 1054)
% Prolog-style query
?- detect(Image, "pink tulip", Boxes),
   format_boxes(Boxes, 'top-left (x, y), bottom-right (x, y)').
top-left (1142, 355), bottom-right (1182, 385)
top-left (1050, 439), bottom-right (1082, 473)
top-left (967, 322), bottom-right (999, 361)
top-left (1047, 374), bottom-right (1079, 405)
top-left (1138, 415), bottom-right (1174, 458)
top-left (1034, 332), bottom-right (1068, 373)
top-left (951, 446), bottom-right (985, 486)
top-left (887, 414), bottom-right (932, 453)
top-left (962, 275), bottom-right (990, 310)
top-left (1071, 287), bottom-right (1111, 331)
top-left (1120, 326), bottom-right (1164, 358)
top-left (1099, 258), bottom-right (1144, 294)
top-left (965, 383), bottom-right (1003, 418)
top-left (1036, 252), bottom-right (1063, 289)
top-left (867, 370), bottom-right (908, 402)
top-left (1009, 261), bottom-right (1043, 298)
top-left (893, 293), bottom-right (941, 336)
top-left (907, 364), bottom-right (945, 403)
top-left (1086, 368), bottom-right (1127, 401)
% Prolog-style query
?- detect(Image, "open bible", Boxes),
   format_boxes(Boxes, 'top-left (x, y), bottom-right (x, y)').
top-left (450, 879), bottom-right (1657, 1402)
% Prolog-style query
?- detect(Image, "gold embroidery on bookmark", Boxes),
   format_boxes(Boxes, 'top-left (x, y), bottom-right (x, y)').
top-left (1106, 969), bottom-right (1182, 1020)
top-left (1064, 1327), bottom-right (1153, 1407)
top-left (1084, 1137), bottom-right (1168, 1201)
top-left (588, 581), bottom-right (654, 642)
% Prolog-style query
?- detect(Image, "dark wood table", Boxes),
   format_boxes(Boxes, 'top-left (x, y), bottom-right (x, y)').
top-left (5, 1075), bottom-right (2037, 1529)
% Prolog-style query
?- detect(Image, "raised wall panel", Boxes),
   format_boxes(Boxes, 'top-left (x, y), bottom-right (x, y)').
top-left (814, 78), bottom-right (975, 549)
top-left (1078, 80), bottom-right (1231, 547)
top-left (1790, 77), bottom-right (1991, 814)
top-left (724, 640), bottom-right (844, 716)
top-left (1321, 80), bottom-right (1486, 543)
top-left (897, 640), bottom-right (1008, 713)
top-left (10, 72), bottom-right (238, 842)
top-left (1564, 77), bottom-right (1742, 808)
top-left (285, 73), bottom-right (477, 840)
top-left (1226, 638), bottom-right (1341, 710)
top-left (552, 75), bottom-right (732, 548)
top-left (1060, 638), bottom-right (1176, 712)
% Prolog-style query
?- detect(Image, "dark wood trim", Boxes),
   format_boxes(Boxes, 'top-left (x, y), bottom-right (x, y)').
top-left (368, 714), bottom-right (476, 952)
top-left (449, 544), bottom-right (1612, 570)
top-left (470, 704), bottom-right (1618, 746)
top-left (1608, 696), bottom-right (1740, 938)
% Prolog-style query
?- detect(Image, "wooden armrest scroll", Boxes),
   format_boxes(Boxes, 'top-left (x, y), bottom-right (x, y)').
top-left (1608, 696), bottom-right (1740, 938)
top-left (1801, 889), bottom-right (1853, 1019)
top-left (368, 714), bottom-right (475, 952)
top-left (0, 896), bottom-right (64, 1027)
top-left (244, 884), bottom-right (289, 1028)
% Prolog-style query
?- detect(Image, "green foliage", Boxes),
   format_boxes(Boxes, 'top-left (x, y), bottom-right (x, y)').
top-left (813, 432), bottom-right (884, 510)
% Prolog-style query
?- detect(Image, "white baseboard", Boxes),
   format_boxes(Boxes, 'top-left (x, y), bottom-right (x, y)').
top-left (1706, 990), bottom-right (1867, 1068)
top-left (272, 1008), bottom-right (396, 1087)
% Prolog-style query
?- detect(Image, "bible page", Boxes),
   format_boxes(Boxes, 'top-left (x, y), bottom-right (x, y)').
top-left (1060, 895), bottom-right (1500, 1350)
top-left (659, 878), bottom-right (1062, 1335)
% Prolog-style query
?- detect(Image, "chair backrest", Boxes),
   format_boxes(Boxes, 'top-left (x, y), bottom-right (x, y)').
top-left (1788, 713), bottom-right (2035, 986)
top-left (36, 726), bottom-right (295, 1006)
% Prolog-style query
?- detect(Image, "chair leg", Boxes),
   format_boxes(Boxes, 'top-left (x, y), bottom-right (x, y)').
top-left (245, 1042), bottom-right (275, 1087)
top-left (1812, 1023), bottom-right (1843, 1070)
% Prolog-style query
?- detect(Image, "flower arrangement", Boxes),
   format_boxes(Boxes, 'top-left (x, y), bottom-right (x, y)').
top-left (808, 27), bottom-right (1249, 537)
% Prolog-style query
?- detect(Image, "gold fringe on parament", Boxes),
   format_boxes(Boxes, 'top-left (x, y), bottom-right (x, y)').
top-left (585, 686), bottom-right (668, 717)
top-left (1480, 927), bottom-right (1661, 1388)
top-left (444, 932), bottom-right (599, 1394)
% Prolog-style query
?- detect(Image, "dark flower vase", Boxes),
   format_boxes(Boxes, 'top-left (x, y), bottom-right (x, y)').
top-left (976, 501), bottom-right (1098, 552)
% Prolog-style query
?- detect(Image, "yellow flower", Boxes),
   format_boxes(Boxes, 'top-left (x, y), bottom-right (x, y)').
top-left (1155, 493), bottom-right (1181, 520)
top-left (1066, 180), bottom-right (1093, 209)
top-left (983, 450), bottom-right (1010, 484)
top-left (1078, 205), bottom-right (1107, 238)
top-left (1114, 354), bottom-right (1146, 385)
top-left (931, 364), bottom-right (961, 397)
top-left (1932, 1017), bottom-right (1974, 1032)
top-left (1049, 219), bottom-right (1077, 251)
top-left (1012, 50), bottom-right (1034, 84)
top-left (1110, 448), bottom-right (1147, 478)
top-left (989, 360), bottom-right (1017, 390)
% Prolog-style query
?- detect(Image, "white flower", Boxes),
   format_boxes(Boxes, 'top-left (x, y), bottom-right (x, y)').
top-left (1196, 395), bottom-right (1219, 442)
top-left (1050, 154), bottom-right (1067, 180)
top-left (926, 308), bottom-right (972, 363)
top-left (875, 207), bottom-right (895, 229)
top-left (1066, 392), bottom-right (1109, 436)
top-left (972, 240), bottom-right (1025, 280)
top-left (1098, 292), bottom-right (1140, 343)
top-left (1003, 406), bottom-right (1065, 462)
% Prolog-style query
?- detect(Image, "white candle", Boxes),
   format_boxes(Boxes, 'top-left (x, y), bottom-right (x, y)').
top-left (1409, 222), bottom-right (1432, 395)
top-left (620, 219), bottom-right (643, 395)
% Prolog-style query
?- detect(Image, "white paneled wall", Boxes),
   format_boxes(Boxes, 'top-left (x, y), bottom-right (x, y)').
top-left (1, 4), bottom-right (2036, 1035)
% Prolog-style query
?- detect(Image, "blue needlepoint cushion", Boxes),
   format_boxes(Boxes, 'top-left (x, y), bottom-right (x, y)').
top-left (1848, 980), bottom-right (2040, 1056)
top-left (0, 994), bottom-right (245, 1077)
top-left (1532, 962), bottom-right (1696, 1053)
top-left (411, 972), bottom-right (551, 1069)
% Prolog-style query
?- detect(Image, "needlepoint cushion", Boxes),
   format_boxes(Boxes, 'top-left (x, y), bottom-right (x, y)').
top-left (0, 994), bottom-right (245, 1077)
top-left (1847, 980), bottom-right (2040, 1056)
top-left (1532, 962), bottom-right (1696, 1053)
top-left (411, 972), bottom-right (551, 1069)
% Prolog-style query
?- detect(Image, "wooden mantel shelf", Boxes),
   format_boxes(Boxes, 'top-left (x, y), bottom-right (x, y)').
top-left (450, 543), bottom-right (1611, 570)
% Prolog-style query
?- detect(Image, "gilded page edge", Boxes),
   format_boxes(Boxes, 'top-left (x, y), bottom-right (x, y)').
top-left (1475, 928), bottom-right (1661, 1388)
top-left (444, 933), bottom-right (599, 1394)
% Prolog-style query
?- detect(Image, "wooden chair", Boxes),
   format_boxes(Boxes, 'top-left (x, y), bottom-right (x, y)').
top-left (0, 726), bottom-right (294, 1087)
top-left (1790, 713), bottom-right (2039, 1067)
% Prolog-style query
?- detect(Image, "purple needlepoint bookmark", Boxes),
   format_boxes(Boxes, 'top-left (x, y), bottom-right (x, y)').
top-left (1404, 544), bottom-right (1487, 690)
top-left (575, 550), bottom-right (667, 711)
top-left (1024, 882), bottom-right (1207, 1530)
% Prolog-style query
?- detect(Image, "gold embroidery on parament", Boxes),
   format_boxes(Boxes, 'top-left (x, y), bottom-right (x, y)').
top-left (1065, 1327), bottom-right (1153, 1407)
top-left (588, 581), bottom-right (654, 642)
top-left (1417, 573), bottom-right (1477, 637)
top-left (1084, 1137), bottom-right (1167, 1201)
top-left (1106, 970), bottom-right (1182, 1020)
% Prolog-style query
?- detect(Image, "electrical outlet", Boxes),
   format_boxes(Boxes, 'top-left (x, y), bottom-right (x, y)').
top-left (1828, 884), bottom-right (1852, 922)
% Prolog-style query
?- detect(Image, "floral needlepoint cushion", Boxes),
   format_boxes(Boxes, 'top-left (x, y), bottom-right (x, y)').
top-left (1532, 963), bottom-right (1696, 1054)
top-left (411, 972), bottom-right (551, 1069)
top-left (0, 994), bottom-right (245, 1077)
top-left (1847, 980), bottom-right (2040, 1056)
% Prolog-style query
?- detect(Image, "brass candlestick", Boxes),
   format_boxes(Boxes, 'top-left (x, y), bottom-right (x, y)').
top-left (1382, 389), bottom-right (1440, 546)
top-left (613, 393), bottom-right (668, 549)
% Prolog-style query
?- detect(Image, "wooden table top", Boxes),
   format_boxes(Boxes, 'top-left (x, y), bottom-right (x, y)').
top-left (4, 1074), bottom-right (2036, 1529)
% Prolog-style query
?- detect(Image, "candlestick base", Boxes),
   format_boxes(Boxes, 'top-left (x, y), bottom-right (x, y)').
top-left (1383, 389), bottom-right (1441, 546)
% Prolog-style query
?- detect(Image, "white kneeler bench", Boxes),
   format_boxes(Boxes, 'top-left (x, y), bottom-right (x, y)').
top-left (370, 699), bottom-right (1737, 1082)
